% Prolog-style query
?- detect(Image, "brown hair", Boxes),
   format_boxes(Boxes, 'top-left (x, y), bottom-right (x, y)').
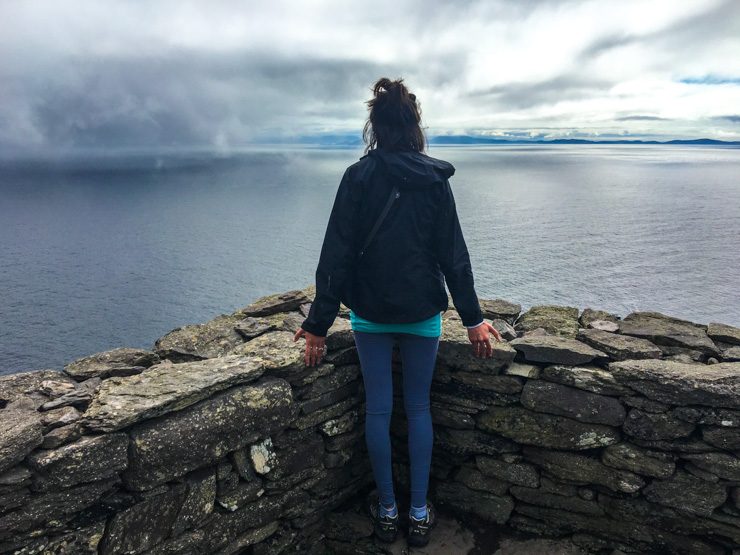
top-left (362, 77), bottom-right (426, 153)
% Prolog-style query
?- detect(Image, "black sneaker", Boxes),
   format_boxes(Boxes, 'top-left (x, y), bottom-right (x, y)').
top-left (368, 497), bottom-right (399, 543)
top-left (407, 500), bottom-right (436, 547)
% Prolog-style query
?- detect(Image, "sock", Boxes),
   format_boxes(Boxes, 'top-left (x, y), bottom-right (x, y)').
top-left (410, 503), bottom-right (427, 520)
top-left (379, 499), bottom-right (398, 518)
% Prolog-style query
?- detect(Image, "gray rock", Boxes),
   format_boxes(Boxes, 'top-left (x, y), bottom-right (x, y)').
top-left (0, 370), bottom-right (77, 408)
top-left (619, 395), bottom-right (670, 413)
top-left (479, 298), bottom-right (522, 324)
top-left (680, 452), bottom-right (740, 481)
top-left (622, 409), bottom-right (696, 440)
top-left (509, 485), bottom-right (605, 515)
top-left (40, 377), bottom-right (101, 411)
top-left (122, 378), bottom-right (294, 491)
top-left (41, 422), bottom-right (82, 448)
top-left (671, 406), bottom-right (740, 427)
top-left (434, 480), bottom-right (514, 524)
top-left (8, 521), bottom-right (106, 555)
top-left (83, 355), bottom-right (265, 432)
top-left (39, 405), bottom-right (81, 431)
top-left (431, 404), bottom-right (476, 429)
top-left (618, 311), bottom-right (719, 356)
top-left (454, 464), bottom-right (510, 495)
top-left (720, 345), bottom-right (740, 362)
top-left (515, 305), bottom-right (580, 338)
top-left (449, 371), bottom-right (524, 394)
top-left (0, 477), bottom-right (118, 538)
top-left (27, 433), bottom-right (128, 490)
top-left (294, 364), bottom-right (360, 400)
top-left (520, 380), bottom-right (626, 426)
top-left (576, 328), bottom-right (662, 361)
top-left (172, 468), bottom-right (217, 535)
top-left (319, 410), bottom-right (358, 437)
top-left (589, 320), bottom-right (620, 332)
top-left (580, 308), bottom-right (620, 327)
top-left (631, 436), bottom-right (718, 453)
top-left (233, 316), bottom-right (278, 340)
top-left (475, 455), bottom-right (540, 487)
top-left (510, 336), bottom-right (607, 365)
top-left (217, 480), bottom-right (264, 512)
top-left (609, 359), bottom-right (740, 408)
top-left (541, 364), bottom-right (633, 396)
top-left (521, 446), bottom-right (645, 493)
top-left (235, 289), bottom-right (310, 317)
top-left (227, 331), bottom-right (306, 382)
top-left (502, 362), bottom-right (541, 379)
top-left (642, 469), bottom-right (727, 516)
top-left (478, 406), bottom-right (621, 450)
top-left (707, 322), bottom-right (740, 346)
top-left (100, 485), bottom-right (187, 555)
top-left (702, 426), bottom-right (740, 450)
top-left (0, 409), bottom-right (43, 473)
top-left (434, 427), bottom-right (519, 456)
top-left (64, 347), bottom-right (160, 381)
top-left (437, 321), bottom-right (517, 372)
top-left (491, 318), bottom-right (517, 340)
top-left (154, 314), bottom-right (249, 361)
top-left (601, 442), bottom-right (676, 478)
top-left (0, 465), bottom-right (31, 487)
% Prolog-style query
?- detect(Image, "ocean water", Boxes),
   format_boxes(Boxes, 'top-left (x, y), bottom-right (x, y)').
top-left (1, 145), bottom-right (739, 375)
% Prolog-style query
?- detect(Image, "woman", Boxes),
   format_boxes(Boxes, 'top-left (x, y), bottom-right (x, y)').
top-left (294, 77), bottom-right (501, 547)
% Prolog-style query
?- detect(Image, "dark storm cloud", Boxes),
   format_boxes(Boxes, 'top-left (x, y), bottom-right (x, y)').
top-left (1, 0), bottom-right (739, 150)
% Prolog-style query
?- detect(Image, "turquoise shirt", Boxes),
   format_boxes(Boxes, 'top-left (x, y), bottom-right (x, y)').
top-left (349, 309), bottom-right (442, 337)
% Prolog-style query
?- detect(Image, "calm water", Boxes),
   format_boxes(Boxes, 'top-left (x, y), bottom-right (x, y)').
top-left (1, 145), bottom-right (739, 375)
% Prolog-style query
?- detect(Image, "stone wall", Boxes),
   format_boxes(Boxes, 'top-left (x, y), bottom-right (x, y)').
top-left (1, 286), bottom-right (739, 554)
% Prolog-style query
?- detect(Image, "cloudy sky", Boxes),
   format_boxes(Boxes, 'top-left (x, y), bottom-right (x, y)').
top-left (1, 0), bottom-right (739, 151)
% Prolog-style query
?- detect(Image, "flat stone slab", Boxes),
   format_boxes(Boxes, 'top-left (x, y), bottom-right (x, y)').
top-left (515, 305), bottom-right (580, 338)
top-left (576, 328), bottom-right (662, 361)
top-left (509, 336), bottom-right (607, 365)
top-left (519, 380), bottom-right (626, 426)
top-left (601, 442), bottom-right (676, 478)
top-left (0, 409), bottom-right (43, 473)
top-left (122, 378), bottom-right (295, 490)
top-left (521, 445), bottom-right (645, 493)
top-left (478, 406), bottom-right (621, 450)
top-left (235, 289), bottom-right (310, 317)
top-left (580, 308), bottom-right (619, 327)
top-left (27, 433), bottom-right (128, 490)
top-left (541, 365), bottom-right (634, 396)
top-left (64, 347), bottom-right (160, 381)
top-left (0, 370), bottom-right (77, 408)
top-left (642, 469), bottom-right (727, 516)
top-left (154, 314), bottom-right (249, 361)
top-left (609, 359), bottom-right (740, 408)
top-left (708, 322), bottom-right (740, 346)
top-left (435, 321), bottom-right (517, 373)
top-left (227, 331), bottom-right (307, 380)
top-left (82, 355), bottom-right (265, 432)
top-left (479, 298), bottom-right (522, 323)
top-left (618, 311), bottom-right (718, 355)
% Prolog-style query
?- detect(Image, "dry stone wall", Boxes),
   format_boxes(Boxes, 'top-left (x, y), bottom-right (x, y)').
top-left (1, 286), bottom-right (739, 554)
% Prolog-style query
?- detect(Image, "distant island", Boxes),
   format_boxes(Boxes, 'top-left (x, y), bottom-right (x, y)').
top-left (283, 134), bottom-right (740, 147)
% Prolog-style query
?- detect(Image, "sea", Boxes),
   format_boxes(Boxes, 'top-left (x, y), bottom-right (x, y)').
top-left (1, 144), bottom-right (739, 375)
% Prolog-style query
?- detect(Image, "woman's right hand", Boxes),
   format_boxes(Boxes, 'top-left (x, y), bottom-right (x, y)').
top-left (467, 321), bottom-right (502, 358)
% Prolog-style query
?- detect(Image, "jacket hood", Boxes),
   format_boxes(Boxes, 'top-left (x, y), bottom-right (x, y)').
top-left (358, 148), bottom-right (455, 189)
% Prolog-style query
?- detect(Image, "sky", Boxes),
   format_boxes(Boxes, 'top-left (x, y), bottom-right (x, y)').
top-left (1, 0), bottom-right (739, 151)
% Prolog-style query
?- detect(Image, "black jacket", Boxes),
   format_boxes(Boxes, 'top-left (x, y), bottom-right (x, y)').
top-left (300, 147), bottom-right (484, 337)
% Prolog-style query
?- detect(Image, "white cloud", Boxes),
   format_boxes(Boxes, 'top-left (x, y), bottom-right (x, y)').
top-left (0, 0), bottom-right (739, 150)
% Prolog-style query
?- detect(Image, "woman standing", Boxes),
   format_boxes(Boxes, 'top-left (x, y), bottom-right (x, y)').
top-left (294, 77), bottom-right (501, 547)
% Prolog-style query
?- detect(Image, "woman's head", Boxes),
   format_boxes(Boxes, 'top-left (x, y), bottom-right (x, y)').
top-left (363, 77), bottom-right (426, 153)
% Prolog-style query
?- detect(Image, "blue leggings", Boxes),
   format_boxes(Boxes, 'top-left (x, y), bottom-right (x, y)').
top-left (353, 330), bottom-right (440, 509)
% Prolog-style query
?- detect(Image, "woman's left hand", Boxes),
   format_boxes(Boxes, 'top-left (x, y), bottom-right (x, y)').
top-left (293, 328), bottom-right (327, 366)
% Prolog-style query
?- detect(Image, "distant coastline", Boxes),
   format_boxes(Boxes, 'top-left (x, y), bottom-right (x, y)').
top-left (271, 134), bottom-right (740, 147)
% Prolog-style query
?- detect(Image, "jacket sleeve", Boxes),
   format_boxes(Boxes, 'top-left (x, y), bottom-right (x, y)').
top-left (300, 168), bottom-right (361, 337)
top-left (434, 178), bottom-right (484, 328)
